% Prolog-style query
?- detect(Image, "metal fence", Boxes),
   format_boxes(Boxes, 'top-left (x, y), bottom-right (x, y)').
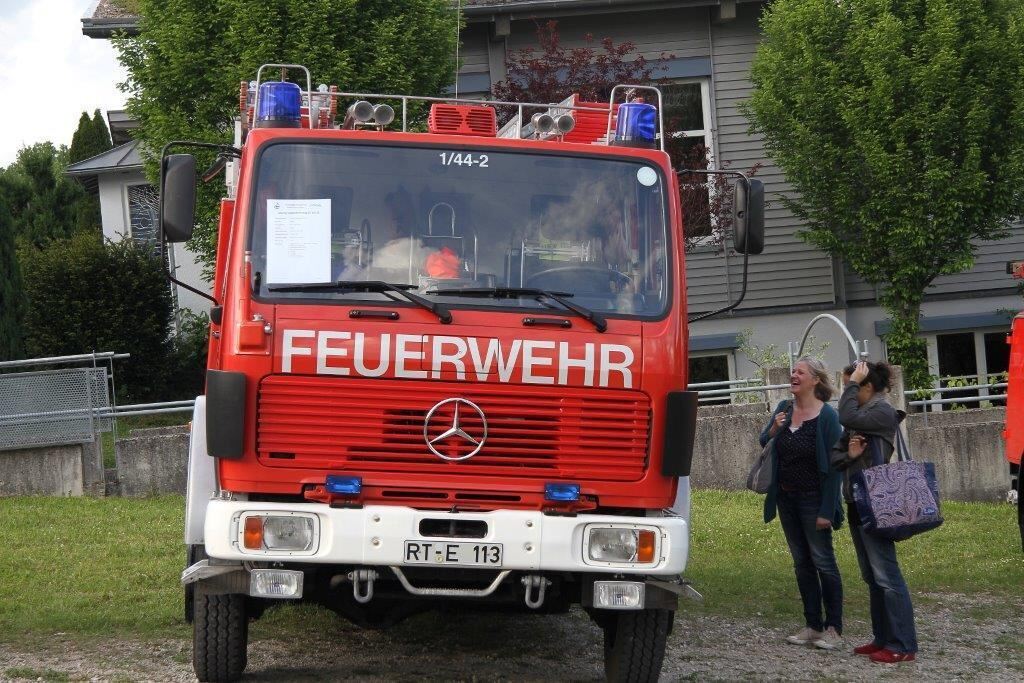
top-left (687, 378), bottom-right (787, 404)
top-left (0, 352), bottom-right (125, 451)
top-left (905, 382), bottom-right (1008, 410)
top-left (691, 371), bottom-right (1013, 413)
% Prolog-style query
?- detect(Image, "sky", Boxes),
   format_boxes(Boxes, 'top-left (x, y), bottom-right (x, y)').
top-left (0, 0), bottom-right (127, 167)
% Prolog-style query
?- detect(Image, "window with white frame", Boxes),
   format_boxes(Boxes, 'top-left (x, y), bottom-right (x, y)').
top-left (660, 80), bottom-right (715, 242)
top-left (920, 328), bottom-right (1011, 410)
top-left (688, 350), bottom-right (735, 405)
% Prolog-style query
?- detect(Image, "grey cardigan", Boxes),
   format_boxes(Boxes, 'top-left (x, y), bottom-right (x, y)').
top-left (830, 382), bottom-right (900, 502)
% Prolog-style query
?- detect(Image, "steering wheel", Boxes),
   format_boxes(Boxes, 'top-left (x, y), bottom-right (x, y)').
top-left (525, 265), bottom-right (632, 293)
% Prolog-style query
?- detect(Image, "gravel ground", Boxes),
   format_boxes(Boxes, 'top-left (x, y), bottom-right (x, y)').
top-left (1, 592), bottom-right (1021, 682)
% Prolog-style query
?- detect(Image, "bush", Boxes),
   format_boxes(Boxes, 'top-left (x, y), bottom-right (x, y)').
top-left (19, 232), bottom-right (174, 402)
top-left (165, 309), bottom-right (209, 400)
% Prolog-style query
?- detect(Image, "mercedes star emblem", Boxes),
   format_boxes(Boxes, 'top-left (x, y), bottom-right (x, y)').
top-left (423, 398), bottom-right (488, 461)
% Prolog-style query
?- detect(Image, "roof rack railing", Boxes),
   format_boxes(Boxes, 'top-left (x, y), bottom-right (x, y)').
top-left (246, 65), bottom-right (664, 149)
top-left (317, 90), bottom-right (613, 139)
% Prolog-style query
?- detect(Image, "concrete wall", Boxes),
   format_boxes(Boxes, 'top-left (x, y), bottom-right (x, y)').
top-left (2, 409), bottom-right (1011, 501)
top-left (690, 409), bottom-right (767, 490)
top-left (114, 425), bottom-right (190, 497)
top-left (691, 404), bottom-right (1013, 502)
top-left (906, 413), bottom-right (1008, 502)
top-left (0, 444), bottom-right (85, 496)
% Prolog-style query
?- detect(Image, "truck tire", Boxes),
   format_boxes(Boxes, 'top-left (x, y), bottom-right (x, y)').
top-left (185, 544), bottom-right (202, 624)
top-left (602, 608), bottom-right (672, 683)
top-left (193, 589), bottom-right (248, 682)
top-left (1017, 467), bottom-right (1023, 552)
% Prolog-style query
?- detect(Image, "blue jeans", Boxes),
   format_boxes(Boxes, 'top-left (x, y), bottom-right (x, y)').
top-left (850, 521), bottom-right (918, 653)
top-left (777, 489), bottom-right (843, 632)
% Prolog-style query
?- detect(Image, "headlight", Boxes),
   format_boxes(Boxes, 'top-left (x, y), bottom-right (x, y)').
top-left (240, 514), bottom-right (317, 552)
top-left (587, 527), bottom-right (657, 564)
top-left (263, 516), bottom-right (315, 551)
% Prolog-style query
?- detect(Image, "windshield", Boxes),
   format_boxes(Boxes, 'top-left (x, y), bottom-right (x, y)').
top-left (249, 142), bottom-right (670, 317)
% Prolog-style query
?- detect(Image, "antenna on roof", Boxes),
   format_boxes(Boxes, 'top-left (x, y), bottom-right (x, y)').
top-left (454, 0), bottom-right (462, 98)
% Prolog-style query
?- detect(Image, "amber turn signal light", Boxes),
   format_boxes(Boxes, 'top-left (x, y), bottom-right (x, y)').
top-left (244, 516), bottom-right (264, 550)
top-left (637, 529), bottom-right (656, 563)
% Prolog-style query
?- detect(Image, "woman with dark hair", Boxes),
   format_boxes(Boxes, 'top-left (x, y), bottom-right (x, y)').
top-left (832, 360), bottom-right (918, 663)
top-left (760, 356), bottom-right (845, 650)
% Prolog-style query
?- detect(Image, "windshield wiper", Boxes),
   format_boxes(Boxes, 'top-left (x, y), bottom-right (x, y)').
top-left (268, 280), bottom-right (452, 324)
top-left (430, 287), bottom-right (607, 333)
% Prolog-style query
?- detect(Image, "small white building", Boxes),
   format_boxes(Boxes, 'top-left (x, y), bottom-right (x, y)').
top-left (65, 112), bottom-right (211, 318)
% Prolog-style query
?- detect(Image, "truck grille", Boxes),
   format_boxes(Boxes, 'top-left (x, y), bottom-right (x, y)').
top-left (257, 375), bottom-right (650, 481)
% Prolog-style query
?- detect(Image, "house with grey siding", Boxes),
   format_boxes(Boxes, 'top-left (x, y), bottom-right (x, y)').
top-left (83, 0), bottom-right (1024, 389)
top-left (457, 0), bottom-right (1024, 390)
top-left (64, 110), bottom-right (209, 317)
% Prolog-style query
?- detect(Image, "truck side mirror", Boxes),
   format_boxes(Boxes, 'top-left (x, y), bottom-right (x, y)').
top-left (733, 178), bottom-right (764, 255)
top-left (161, 154), bottom-right (197, 243)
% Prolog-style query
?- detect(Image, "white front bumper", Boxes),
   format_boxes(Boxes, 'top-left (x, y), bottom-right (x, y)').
top-left (203, 501), bottom-right (688, 575)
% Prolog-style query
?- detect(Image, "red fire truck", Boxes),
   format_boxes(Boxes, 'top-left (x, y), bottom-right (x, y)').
top-left (166, 64), bottom-right (764, 682)
top-left (1003, 261), bottom-right (1024, 550)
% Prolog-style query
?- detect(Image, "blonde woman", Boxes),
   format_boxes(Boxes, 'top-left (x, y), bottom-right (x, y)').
top-left (759, 356), bottom-right (845, 650)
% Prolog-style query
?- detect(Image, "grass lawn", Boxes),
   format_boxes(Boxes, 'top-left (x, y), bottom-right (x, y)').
top-left (0, 491), bottom-right (1020, 642)
top-left (99, 413), bottom-right (191, 468)
top-left (686, 491), bottom-right (1024, 622)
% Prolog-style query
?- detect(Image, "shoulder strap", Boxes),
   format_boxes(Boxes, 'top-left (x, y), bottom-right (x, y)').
top-left (894, 427), bottom-right (912, 462)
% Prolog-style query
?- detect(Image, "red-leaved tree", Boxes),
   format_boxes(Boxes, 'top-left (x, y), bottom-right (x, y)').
top-left (492, 21), bottom-right (758, 252)
top-left (493, 21), bottom-right (662, 106)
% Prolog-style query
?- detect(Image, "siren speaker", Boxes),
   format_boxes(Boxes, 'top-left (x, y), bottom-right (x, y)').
top-left (531, 113), bottom-right (555, 134)
top-left (344, 100), bottom-right (376, 129)
top-left (373, 104), bottom-right (395, 126)
top-left (555, 114), bottom-right (575, 134)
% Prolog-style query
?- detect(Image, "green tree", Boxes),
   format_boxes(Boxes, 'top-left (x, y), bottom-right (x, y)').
top-left (19, 232), bottom-right (174, 401)
top-left (0, 200), bottom-right (24, 361)
top-left (0, 143), bottom-right (86, 246)
top-left (67, 110), bottom-right (114, 232)
top-left (744, 0), bottom-right (1024, 389)
top-left (69, 109), bottom-right (113, 164)
top-left (114, 0), bottom-right (459, 276)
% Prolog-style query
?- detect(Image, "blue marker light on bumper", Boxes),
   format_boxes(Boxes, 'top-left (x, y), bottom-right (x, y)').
top-left (325, 475), bottom-right (362, 495)
top-left (545, 482), bottom-right (581, 502)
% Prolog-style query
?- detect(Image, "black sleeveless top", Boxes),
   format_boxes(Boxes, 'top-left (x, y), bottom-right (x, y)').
top-left (776, 416), bottom-right (820, 492)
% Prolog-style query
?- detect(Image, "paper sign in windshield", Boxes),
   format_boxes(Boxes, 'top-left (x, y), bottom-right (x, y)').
top-left (266, 199), bottom-right (331, 284)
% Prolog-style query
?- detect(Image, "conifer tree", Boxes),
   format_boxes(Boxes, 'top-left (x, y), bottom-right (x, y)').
top-left (69, 109), bottom-right (113, 164)
top-left (0, 199), bottom-right (24, 361)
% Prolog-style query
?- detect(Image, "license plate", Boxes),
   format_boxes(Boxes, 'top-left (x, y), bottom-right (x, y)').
top-left (403, 541), bottom-right (503, 567)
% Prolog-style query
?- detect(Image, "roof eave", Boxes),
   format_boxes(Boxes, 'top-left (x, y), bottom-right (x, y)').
top-left (81, 17), bottom-right (140, 39)
top-left (465, 0), bottom-right (690, 16)
top-left (463, 0), bottom-right (763, 18)
top-left (66, 163), bottom-right (143, 177)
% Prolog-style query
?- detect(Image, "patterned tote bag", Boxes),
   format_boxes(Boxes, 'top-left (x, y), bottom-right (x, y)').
top-left (851, 428), bottom-right (944, 541)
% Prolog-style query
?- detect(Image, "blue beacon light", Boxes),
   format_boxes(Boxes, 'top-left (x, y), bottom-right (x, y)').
top-left (614, 100), bottom-right (657, 148)
top-left (256, 81), bottom-right (303, 128)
